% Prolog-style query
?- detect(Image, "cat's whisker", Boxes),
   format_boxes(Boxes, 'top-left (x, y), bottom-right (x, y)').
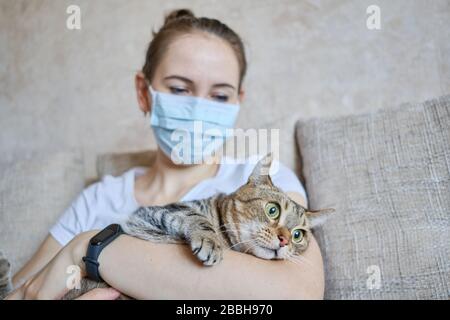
top-left (216, 228), bottom-right (253, 247)
top-left (285, 254), bottom-right (321, 292)
top-left (244, 242), bottom-right (261, 254)
top-left (218, 224), bottom-right (254, 240)
top-left (286, 252), bottom-right (309, 264)
top-left (286, 253), bottom-right (313, 268)
top-left (216, 228), bottom-right (252, 236)
top-left (216, 227), bottom-right (253, 241)
top-left (226, 238), bottom-right (258, 251)
top-left (295, 254), bottom-right (313, 266)
top-left (218, 222), bottom-right (252, 229)
top-left (285, 256), bottom-right (303, 267)
top-left (219, 221), bottom-right (245, 226)
top-left (286, 254), bottom-right (311, 268)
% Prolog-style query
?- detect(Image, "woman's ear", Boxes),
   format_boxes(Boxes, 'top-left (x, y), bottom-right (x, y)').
top-left (238, 87), bottom-right (245, 104)
top-left (135, 72), bottom-right (151, 115)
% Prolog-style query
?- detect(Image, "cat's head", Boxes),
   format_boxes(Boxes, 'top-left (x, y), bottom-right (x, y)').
top-left (225, 153), bottom-right (334, 260)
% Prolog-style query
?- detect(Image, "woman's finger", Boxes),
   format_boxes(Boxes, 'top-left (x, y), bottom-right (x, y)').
top-left (75, 287), bottom-right (121, 300)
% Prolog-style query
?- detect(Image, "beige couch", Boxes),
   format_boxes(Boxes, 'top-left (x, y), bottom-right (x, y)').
top-left (1, 95), bottom-right (449, 299)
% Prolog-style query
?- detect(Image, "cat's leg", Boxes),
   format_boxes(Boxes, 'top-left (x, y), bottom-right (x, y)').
top-left (0, 252), bottom-right (13, 300)
top-left (123, 205), bottom-right (223, 266)
top-left (186, 216), bottom-right (223, 266)
top-left (160, 205), bottom-right (224, 266)
top-left (121, 206), bottom-right (187, 244)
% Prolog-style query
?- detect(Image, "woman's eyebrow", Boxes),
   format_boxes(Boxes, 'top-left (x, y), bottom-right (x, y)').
top-left (164, 75), bottom-right (235, 90)
top-left (164, 75), bottom-right (194, 84)
top-left (212, 83), bottom-right (236, 90)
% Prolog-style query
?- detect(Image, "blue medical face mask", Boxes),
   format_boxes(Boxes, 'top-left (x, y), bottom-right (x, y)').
top-left (148, 86), bottom-right (240, 164)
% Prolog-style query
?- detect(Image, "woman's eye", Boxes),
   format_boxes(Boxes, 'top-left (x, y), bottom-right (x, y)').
top-left (213, 95), bottom-right (229, 102)
top-left (265, 202), bottom-right (280, 220)
top-left (169, 87), bottom-right (188, 95)
top-left (291, 229), bottom-right (304, 243)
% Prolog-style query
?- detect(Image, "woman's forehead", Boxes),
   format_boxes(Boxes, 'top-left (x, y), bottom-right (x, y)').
top-left (156, 33), bottom-right (240, 86)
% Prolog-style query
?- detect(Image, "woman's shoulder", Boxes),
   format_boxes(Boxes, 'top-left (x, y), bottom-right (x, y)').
top-left (83, 166), bottom-right (148, 209)
top-left (92, 167), bottom-right (140, 189)
top-left (97, 166), bottom-right (148, 185)
top-left (49, 166), bottom-right (148, 246)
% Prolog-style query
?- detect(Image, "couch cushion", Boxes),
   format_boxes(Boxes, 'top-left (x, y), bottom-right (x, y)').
top-left (0, 151), bottom-right (85, 275)
top-left (295, 95), bottom-right (450, 299)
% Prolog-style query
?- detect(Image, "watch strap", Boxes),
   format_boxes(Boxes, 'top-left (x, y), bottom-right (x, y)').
top-left (82, 247), bottom-right (103, 282)
top-left (83, 224), bottom-right (124, 282)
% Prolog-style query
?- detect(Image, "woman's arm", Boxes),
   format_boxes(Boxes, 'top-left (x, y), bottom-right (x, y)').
top-left (79, 231), bottom-right (324, 299)
top-left (82, 191), bottom-right (323, 299)
top-left (6, 232), bottom-right (122, 300)
top-left (9, 192), bottom-right (324, 300)
top-left (12, 234), bottom-right (62, 288)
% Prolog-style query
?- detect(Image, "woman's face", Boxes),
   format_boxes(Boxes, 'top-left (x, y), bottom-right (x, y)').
top-left (136, 32), bottom-right (245, 113)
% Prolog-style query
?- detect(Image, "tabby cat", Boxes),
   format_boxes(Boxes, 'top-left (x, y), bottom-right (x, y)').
top-left (1, 154), bottom-right (333, 300)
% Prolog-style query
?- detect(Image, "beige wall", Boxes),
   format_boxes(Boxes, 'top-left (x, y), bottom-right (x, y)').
top-left (1, 0), bottom-right (449, 179)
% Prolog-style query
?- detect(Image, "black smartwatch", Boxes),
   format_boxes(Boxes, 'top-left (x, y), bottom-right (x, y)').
top-left (82, 224), bottom-right (124, 282)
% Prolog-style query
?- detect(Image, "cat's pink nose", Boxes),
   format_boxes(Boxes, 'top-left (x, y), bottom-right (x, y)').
top-left (278, 235), bottom-right (288, 247)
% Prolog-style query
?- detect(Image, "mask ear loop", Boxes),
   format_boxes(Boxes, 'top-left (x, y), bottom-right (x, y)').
top-left (144, 84), bottom-right (155, 117)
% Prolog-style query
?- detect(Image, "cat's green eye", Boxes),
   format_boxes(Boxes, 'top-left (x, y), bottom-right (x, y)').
top-left (265, 202), bottom-right (280, 219)
top-left (291, 228), bottom-right (304, 243)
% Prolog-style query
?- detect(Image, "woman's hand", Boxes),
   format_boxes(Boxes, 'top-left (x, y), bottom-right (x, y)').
top-left (74, 287), bottom-right (121, 300)
top-left (5, 231), bottom-right (119, 300)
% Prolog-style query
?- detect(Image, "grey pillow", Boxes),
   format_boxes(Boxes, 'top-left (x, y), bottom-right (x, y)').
top-left (295, 95), bottom-right (450, 299)
top-left (0, 152), bottom-right (85, 275)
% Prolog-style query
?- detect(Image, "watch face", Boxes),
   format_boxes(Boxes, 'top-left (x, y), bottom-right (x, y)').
top-left (90, 224), bottom-right (120, 246)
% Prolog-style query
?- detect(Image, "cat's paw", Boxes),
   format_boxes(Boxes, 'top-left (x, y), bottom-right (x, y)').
top-left (190, 233), bottom-right (223, 266)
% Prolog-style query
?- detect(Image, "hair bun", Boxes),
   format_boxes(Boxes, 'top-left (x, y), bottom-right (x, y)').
top-left (164, 9), bottom-right (195, 25)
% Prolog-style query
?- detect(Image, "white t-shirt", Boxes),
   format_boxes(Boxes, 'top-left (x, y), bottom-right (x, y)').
top-left (49, 156), bottom-right (308, 246)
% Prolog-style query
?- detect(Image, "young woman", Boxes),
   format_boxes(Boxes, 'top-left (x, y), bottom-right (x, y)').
top-left (7, 9), bottom-right (324, 300)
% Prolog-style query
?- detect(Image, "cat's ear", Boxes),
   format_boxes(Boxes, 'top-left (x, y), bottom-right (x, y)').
top-left (248, 153), bottom-right (274, 186)
top-left (306, 208), bottom-right (335, 229)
